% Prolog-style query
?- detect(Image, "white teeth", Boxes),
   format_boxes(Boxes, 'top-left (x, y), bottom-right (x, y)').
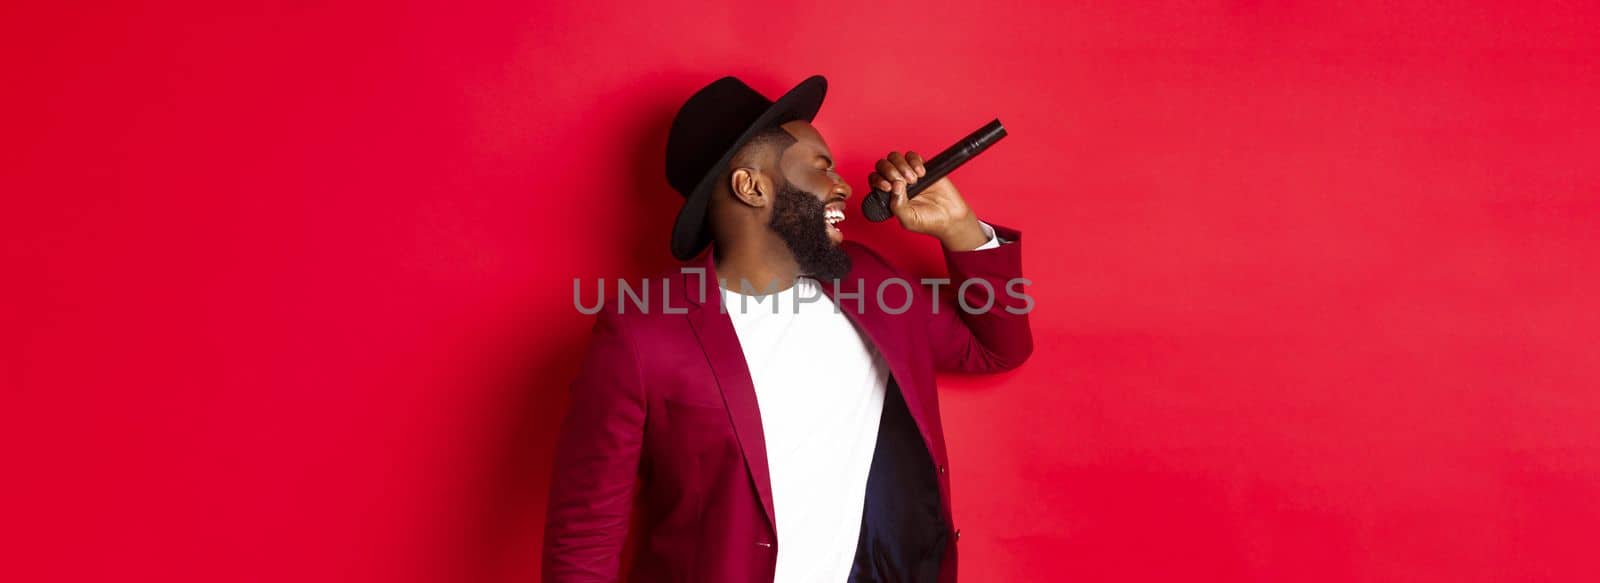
top-left (824, 208), bottom-right (845, 225)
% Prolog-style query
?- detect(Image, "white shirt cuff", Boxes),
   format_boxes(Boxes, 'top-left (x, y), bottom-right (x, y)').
top-left (971, 220), bottom-right (1006, 251)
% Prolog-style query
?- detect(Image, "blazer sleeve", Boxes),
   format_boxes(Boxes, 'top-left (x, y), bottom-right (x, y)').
top-left (541, 309), bottom-right (646, 582)
top-left (926, 222), bottom-right (1034, 373)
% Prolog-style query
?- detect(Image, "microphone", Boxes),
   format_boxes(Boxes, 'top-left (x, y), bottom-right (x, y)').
top-left (861, 118), bottom-right (1009, 223)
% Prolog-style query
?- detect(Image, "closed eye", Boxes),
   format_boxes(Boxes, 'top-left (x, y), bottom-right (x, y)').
top-left (817, 154), bottom-right (836, 174)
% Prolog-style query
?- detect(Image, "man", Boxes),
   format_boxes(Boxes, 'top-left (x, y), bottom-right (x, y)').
top-left (543, 74), bottom-right (1032, 582)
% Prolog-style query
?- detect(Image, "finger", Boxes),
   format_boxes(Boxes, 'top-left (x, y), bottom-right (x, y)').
top-left (887, 151), bottom-right (917, 184)
top-left (875, 159), bottom-right (911, 183)
top-left (868, 171), bottom-right (893, 192)
top-left (888, 178), bottom-right (910, 217)
top-left (906, 151), bottom-right (926, 176)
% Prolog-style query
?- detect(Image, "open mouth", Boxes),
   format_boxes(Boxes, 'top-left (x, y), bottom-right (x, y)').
top-left (823, 202), bottom-right (845, 233)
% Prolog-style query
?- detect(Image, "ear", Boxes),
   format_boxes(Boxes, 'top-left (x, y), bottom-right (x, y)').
top-left (728, 167), bottom-right (770, 209)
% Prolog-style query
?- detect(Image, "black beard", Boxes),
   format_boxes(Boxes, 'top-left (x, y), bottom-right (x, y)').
top-left (769, 180), bottom-right (851, 281)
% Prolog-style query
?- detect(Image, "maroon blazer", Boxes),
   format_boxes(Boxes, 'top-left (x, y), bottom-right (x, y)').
top-left (543, 224), bottom-right (1032, 582)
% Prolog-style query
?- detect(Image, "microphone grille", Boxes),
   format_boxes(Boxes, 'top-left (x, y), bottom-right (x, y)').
top-left (861, 191), bottom-right (894, 222)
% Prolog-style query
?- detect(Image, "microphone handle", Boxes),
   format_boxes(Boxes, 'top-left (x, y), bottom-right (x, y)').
top-left (861, 118), bottom-right (1008, 223)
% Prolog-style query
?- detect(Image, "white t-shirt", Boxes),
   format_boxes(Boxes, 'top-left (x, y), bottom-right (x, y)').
top-left (720, 224), bottom-right (1002, 582)
top-left (723, 276), bottom-right (889, 582)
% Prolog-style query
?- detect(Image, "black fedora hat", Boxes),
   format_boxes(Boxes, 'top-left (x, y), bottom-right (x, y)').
top-left (665, 74), bottom-right (828, 260)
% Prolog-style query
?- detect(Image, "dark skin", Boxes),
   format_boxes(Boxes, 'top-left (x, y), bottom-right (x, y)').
top-left (709, 120), bottom-right (989, 293)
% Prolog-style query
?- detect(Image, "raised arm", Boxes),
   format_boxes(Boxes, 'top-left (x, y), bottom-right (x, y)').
top-left (926, 221), bottom-right (1034, 373)
top-left (870, 150), bottom-right (1034, 373)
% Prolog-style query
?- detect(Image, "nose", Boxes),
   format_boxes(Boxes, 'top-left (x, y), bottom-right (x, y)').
top-left (832, 177), bottom-right (851, 201)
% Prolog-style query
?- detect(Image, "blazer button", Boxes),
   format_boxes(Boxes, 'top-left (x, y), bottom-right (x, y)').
top-left (756, 541), bottom-right (773, 548)
top-left (938, 464), bottom-right (947, 474)
top-left (954, 528), bottom-right (961, 542)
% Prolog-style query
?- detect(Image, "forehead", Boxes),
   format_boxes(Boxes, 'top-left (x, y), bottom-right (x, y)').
top-left (779, 120), bottom-right (832, 162)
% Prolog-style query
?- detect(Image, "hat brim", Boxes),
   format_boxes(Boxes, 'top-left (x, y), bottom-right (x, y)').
top-left (670, 75), bottom-right (828, 261)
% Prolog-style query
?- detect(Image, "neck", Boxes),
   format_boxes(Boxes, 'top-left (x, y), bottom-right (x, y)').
top-left (713, 235), bottom-right (802, 295)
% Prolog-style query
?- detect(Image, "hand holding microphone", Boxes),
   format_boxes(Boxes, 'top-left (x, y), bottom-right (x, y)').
top-left (862, 118), bottom-right (1009, 250)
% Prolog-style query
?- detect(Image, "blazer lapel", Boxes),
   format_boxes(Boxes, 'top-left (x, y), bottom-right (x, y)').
top-left (679, 251), bottom-right (778, 534)
top-left (821, 266), bottom-right (939, 467)
top-left (672, 246), bottom-right (942, 537)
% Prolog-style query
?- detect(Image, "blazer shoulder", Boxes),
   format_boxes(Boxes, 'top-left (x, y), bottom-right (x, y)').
top-left (842, 240), bottom-right (905, 279)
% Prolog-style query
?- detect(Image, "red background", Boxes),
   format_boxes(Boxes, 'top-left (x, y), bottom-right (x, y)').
top-left (6, 2), bottom-right (1599, 581)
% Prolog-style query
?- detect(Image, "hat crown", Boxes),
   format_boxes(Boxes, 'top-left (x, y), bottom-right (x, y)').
top-left (665, 77), bottom-right (780, 198)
